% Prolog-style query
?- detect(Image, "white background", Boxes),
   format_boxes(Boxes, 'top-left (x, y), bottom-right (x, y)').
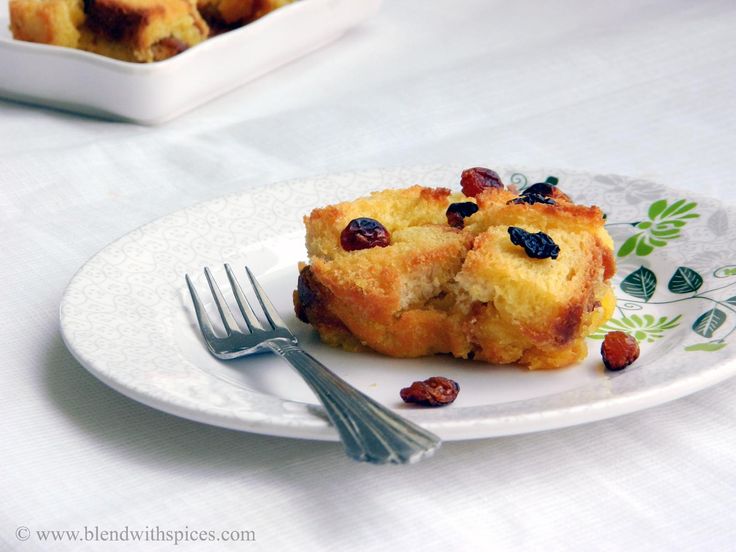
top-left (1, 0), bottom-right (735, 550)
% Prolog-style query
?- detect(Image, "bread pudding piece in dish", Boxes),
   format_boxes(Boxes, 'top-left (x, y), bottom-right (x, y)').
top-left (294, 176), bottom-right (617, 370)
top-left (196, 0), bottom-right (293, 30)
top-left (9, 0), bottom-right (209, 62)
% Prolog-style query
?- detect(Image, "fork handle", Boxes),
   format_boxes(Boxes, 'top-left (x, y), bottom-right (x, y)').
top-left (266, 339), bottom-right (441, 464)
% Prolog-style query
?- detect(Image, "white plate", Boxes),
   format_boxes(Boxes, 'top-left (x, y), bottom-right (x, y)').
top-left (0, 0), bottom-right (381, 124)
top-left (60, 166), bottom-right (736, 441)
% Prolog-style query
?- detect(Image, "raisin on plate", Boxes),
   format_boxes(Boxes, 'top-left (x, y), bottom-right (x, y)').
top-left (601, 331), bottom-right (640, 371)
top-left (400, 376), bottom-right (460, 407)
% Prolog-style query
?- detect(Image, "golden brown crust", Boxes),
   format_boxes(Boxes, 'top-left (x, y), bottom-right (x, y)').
top-left (420, 186), bottom-right (452, 202)
top-left (294, 183), bottom-right (617, 370)
top-left (294, 265), bottom-right (364, 351)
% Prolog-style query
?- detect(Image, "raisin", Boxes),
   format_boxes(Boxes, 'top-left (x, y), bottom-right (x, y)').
top-left (446, 202), bottom-right (479, 228)
top-left (601, 331), bottom-right (640, 371)
top-left (522, 183), bottom-right (555, 197)
top-left (461, 167), bottom-right (504, 197)
top-left (400, 376), bottom-right (460, 407)
top-left (340, 218), bottom-right (390, 251)
top-left (508, 227), bottom-right (560, 259)
top-left (507, 193), bottom-right (556, 206)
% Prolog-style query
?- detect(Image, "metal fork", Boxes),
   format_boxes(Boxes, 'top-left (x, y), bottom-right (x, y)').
top-left (185, 264), bottom-right (441, 464)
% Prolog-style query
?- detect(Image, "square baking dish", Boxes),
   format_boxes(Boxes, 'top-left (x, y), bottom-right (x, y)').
top-left (0, 0), bottom-right (381, 124)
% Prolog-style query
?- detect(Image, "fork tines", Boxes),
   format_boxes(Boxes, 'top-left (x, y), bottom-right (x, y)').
top-left (185, 264), bottom-right (289, 338)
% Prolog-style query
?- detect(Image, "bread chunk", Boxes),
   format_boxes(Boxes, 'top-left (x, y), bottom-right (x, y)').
top-left (9, 0), bottom-right (85, 48)
top-left (294, 182), bottom-right (616, 370)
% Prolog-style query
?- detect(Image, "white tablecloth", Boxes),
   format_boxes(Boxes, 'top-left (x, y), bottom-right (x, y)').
top-left (2, 0), bottom-right (735, 550)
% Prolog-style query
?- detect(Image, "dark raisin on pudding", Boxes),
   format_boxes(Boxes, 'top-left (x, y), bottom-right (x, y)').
top-left (522, 183), bottom-right (556, 197)
top-left (601, 331), bottom-right (640, 371)
top-left (446, 202), bottom-right (479, 228)
top-left (508, 227), bottom-right (560, 259)
top-left (522, 181), bottom-right (573, 202)
top-left (340, 218), bottom-right (391, 251)
top-left (461, 167), bottom-right (504, 197)
top-left (400, 376), bottom-right (460, 407)
top-left (507, 194), bottom-right (556, 206)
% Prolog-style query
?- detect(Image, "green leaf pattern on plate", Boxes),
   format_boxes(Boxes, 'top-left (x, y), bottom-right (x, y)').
top-left (668, 266), bottom-right (703, 294)
top-left (615, 198), bottom-right (700, 257)
top-left (599, 258), bottom-right (736, 351)
top-left (692, 308), bottom-right (727, 338)
top-left (684, 342), bottom-right (728, 352)
top-left (589, 314), bottom-right (682, 343)
top-left (620, 266), bottom-right (657, 302)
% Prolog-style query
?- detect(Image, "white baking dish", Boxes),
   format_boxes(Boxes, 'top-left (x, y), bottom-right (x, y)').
top-left (0, 0), bottom-right (381, 124)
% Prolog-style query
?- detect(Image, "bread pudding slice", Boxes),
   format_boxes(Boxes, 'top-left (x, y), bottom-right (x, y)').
top-left (294, 175), bottom-right (616, 370)
top-left (9, 0), bottom-right (209, 62)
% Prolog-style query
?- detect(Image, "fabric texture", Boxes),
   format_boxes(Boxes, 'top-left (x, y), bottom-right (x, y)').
top-left (1, 0), bottom-right (735, 550)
